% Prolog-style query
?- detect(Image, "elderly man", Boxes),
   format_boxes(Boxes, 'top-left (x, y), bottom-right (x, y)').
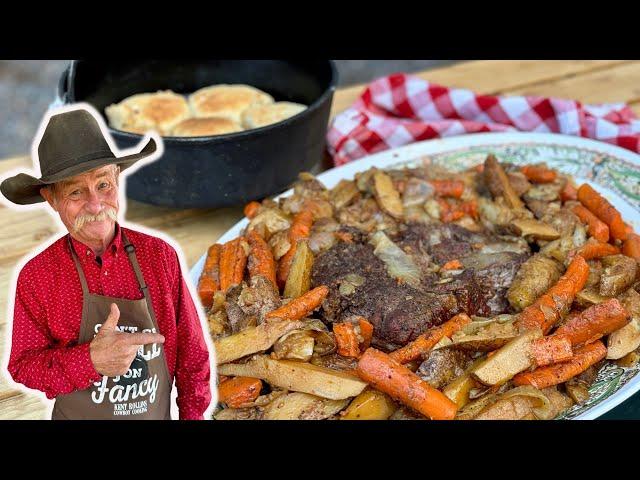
top-left (1, 107), bottom-right (212, 419)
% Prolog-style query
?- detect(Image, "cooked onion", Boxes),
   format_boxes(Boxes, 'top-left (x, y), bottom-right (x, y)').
top-left (369, 231), bottom-right (421, 288)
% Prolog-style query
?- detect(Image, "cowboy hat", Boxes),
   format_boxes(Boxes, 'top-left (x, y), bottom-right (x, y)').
top-left (0, 107), bottom-right (157, 205)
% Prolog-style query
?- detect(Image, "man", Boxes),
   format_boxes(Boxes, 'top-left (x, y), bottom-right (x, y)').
top-left (1, 107), bottom-right (212, 419)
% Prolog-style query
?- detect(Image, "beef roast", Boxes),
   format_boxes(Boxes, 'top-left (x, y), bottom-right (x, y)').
top-left (311, 241), bottom-right (488, 350)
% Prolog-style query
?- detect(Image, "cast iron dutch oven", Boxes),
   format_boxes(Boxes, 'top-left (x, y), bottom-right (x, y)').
top-left (57, 60), bottom-right (337, 208)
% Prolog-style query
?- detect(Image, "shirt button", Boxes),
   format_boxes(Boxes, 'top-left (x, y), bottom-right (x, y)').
top-left (104, 271), bottom-right (108, 276)
top-left (86, 250), bottom-right (91, 256)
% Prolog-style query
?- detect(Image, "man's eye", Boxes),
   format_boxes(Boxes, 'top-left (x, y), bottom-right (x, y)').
top-left (99, 182), bottom-right (110, 190)
top-left (69, 190), bottom-right (81, 197)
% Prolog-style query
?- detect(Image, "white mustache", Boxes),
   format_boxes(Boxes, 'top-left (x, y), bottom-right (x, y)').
top-left (73, 208), bottom-right (118, 232)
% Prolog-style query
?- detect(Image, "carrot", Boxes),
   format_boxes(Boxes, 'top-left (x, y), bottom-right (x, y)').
top-left (246, 229), bottom-right (277, 288)
top-left (265, 285), bottom-right (329, 321)
top-left (531, 335), bottom-right (573, 367)
top-left (243, 201), bottom-right (261, 219)
top-left (389, 313), bottom-right (472, 364)
top-left (335, 231), bottom-right (354, 243)
top-left (521, 165), bottom-right (557, 184)
top-left (459, 199), bottom-right (479, 220)
top-left (438, 199), bottom-right (478, 223)
top-left (357, 348), bottom-right (458, 420)
top-left (333, 322), bottom-right (361, 358)
top-left (197, 244), bottom-right (221, 308)
top-left (578, 184), bottom-right (628, 241)
top-left (622, 233), bottom-right (640, 261)
top-left (276, 210), bottom-right (314, 289)
top-left (358, 318), bottom-right (374, 351)
top-left (554, 298), bottom-right (630, 347)
top-left (516, 255), bottom-right (590, 334)
top-left (560, 181), bottom-right (578, 202)
top-left (430, 180), bottom-right (465, 198)
top-left (442, 259), bottom-right (463, 270)
top-left (574, 241), bottom-right (620, 261)
top-left (217, 376), bottom-right (262, 408)
top-left (572, 205), bottom-right (610, 243)
top-left (218, 237), bottom-right (249, 292)
top-left (513, 341), bottom-right (607, 389)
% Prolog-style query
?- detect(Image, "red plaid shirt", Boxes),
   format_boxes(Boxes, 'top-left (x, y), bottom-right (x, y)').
top-left (7, 224), bottom-right (211, 420)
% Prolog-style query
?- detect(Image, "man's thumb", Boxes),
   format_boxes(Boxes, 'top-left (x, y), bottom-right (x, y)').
top-left (100, 303), bottom-right (120, 331)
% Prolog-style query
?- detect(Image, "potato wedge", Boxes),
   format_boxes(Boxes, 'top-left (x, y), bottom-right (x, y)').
top-left (272, 331), bottom-right (316, 361)
top-left (607, 319), bottom-right (640, 360)
top-left (330, 179), bottom-right (360, 210)
top-left (507, 255), bottom-right (563, 311)
top-left (373, 170), bottom-right (404, 219)
top-left (218, 355), bottom-right (368, 400)
top-left (283, 240), bottom-right (314, 298)
top-left (262, 392), bottom-right (348, 420)
top-left (575, 287), bottom-right (610, 308)
top-left (471, 329), bottom-right (542, 386)
top-left (450, 316), bottom-right (518, 351)
top-left (442, 373), bottom-right (478, 409)
top-left (600, 254), bottom-right (638, 297)
top-left (341, 388), bottom-right (397, 420)
top-left (510, 218), bottom-right (560, 241)
top-left (214, 318), bottom-right (306, 364)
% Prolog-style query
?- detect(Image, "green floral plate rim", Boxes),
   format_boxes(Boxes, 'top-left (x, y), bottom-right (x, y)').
top-left (193, 132), bottom-right (640, 420)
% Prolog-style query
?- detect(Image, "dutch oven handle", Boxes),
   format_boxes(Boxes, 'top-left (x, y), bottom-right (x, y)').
top-left (56, 61), bottom-right (78, 104)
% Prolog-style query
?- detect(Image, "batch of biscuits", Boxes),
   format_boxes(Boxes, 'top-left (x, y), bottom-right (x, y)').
top-left (105, 84), bottom-right (307, 137)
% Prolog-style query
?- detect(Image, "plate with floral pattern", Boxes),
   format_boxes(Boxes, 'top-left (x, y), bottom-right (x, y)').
top-left (192, 132), bottom-right (640, 420)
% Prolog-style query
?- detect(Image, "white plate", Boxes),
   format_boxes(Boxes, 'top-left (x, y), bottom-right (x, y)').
top-left (191, 132), bottom-right (640, 420)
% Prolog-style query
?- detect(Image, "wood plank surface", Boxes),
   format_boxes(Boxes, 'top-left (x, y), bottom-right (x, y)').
top-left (1, 60), bottom-right (639, 419)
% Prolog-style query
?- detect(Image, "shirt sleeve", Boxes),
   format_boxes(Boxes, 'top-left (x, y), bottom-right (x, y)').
top-left (169, 248), bottom-right (212, 420)
top-left (7, 266), bottom-right (102, 399)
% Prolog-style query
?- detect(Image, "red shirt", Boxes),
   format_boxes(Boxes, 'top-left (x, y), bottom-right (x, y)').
top-left (7, 224), bottom-right (212, 420)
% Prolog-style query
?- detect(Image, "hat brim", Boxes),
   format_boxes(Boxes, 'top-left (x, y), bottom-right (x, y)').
top-left (0, 138), bottom-right (156, 205)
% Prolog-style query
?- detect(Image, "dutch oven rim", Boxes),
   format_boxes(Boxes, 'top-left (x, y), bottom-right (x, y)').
top-left (60, 59), bottom-right (339, 145)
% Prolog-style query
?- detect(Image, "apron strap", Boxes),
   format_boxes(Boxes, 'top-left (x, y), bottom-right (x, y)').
top-left (121, 231), bottom-right (160, 327)
top-left (67, 235), bottom-right (90, 296)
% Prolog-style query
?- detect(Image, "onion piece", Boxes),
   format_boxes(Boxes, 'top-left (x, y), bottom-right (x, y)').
top-left (369, 231), bottom-right (421, 288)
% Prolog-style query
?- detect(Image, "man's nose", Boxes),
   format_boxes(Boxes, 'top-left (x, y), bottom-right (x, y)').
top-left (84, 191), bottom-right (104, 215)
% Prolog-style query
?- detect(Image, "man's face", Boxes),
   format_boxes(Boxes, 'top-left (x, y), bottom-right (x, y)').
top-left (40, 165), bottom-right (120, 245)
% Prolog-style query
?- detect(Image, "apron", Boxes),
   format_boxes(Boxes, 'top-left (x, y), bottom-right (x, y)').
top-left (52, 232), bottom-right (172, 420)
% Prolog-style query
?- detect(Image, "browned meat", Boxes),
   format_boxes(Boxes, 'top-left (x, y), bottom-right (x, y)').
top-left (460, 251), bottom-right (530, 313)
top-left (311, 240), bottom-right (490, 350)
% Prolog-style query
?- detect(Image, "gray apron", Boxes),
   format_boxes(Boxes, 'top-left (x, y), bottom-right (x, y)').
top-left (52, 232), bottom-right (172, 420)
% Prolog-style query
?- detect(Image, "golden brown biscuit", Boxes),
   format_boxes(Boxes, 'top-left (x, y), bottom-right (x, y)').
top-left (242, 101), bottom-right (307, 129)
top-left (105, 90), bottom-right (190, 135)
top-left (171, 117), bottom-right (244, 137)
top-left (189, 84), bottom-right (274, 123)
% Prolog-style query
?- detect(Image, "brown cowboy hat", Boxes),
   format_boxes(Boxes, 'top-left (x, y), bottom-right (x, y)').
top-left (0, 108), bottom-right (157, 205)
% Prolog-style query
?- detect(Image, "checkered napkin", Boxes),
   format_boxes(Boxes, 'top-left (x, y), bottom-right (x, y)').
top-left (326, 73), bottom-right (640, 166)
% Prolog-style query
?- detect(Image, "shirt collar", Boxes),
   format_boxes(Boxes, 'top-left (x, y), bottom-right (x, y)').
top-left (68, 222), bottom-right (123, 260)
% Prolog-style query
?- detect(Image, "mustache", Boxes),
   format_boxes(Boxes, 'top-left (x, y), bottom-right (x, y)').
top-left (73, 208), bottom-right (118, 232)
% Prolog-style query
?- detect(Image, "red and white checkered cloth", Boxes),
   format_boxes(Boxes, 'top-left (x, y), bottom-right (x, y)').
top-left (327, 73), bottom-right (640, 166)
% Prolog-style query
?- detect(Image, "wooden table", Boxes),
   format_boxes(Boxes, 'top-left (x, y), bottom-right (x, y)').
top-left (2, 60), bottom-right (640, 419)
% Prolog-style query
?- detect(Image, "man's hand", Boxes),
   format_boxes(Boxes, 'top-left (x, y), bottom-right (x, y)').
top-left (89, 303), bottom-right (165, 377)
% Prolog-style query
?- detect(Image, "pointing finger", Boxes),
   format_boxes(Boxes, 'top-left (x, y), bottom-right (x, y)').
top-left (121, 332), bottom-right (166, 346)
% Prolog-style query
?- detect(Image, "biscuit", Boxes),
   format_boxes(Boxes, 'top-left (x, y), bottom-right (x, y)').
top-left (105, 90), bottom-right (190, 135)
top-left (189, 84), bottom-right (274, 123)
top-left (170, 117), bottom-right (244, 137)
top-left (241, 101), bottom-right (307, 129)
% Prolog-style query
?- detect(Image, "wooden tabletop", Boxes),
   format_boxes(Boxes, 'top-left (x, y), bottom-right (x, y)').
top-left (2, 60), bottom-right (640, 419)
